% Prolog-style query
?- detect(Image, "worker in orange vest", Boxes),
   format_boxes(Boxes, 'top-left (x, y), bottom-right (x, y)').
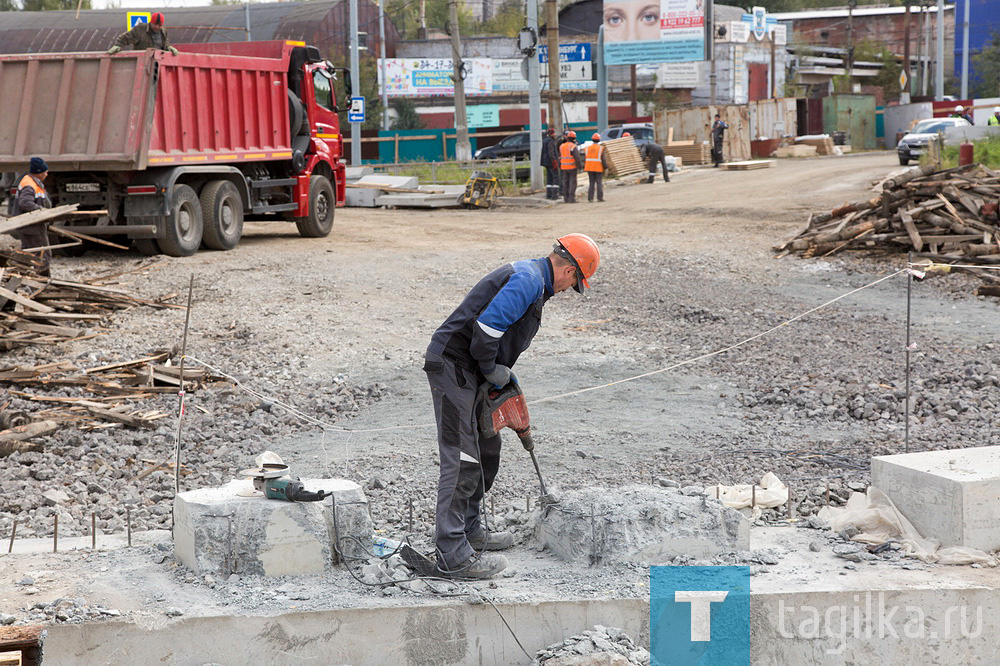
top-left (559, 131), bottom-right (582, 203)
top-left (584, 133), bottom-right (610, 203)
top-left (9, 157), bottom-right (53, 275)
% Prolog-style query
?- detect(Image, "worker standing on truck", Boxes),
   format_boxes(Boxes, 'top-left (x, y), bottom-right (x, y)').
top-left (424, 233), bottom-right (601, 578)
top-left (107, 12), bottom-right (179, 55)
top-left (584, 133), bottom-right (609, 202)
top-left (559, 131), bottom-right (582, 203)
top-left (10, 158), bottom-right (53, 276)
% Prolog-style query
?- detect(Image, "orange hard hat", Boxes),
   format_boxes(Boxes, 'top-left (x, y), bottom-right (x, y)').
top-left (622, 132), bottom-right (631, 138)
top-left (555, 233), bottom-right (601, 294)
top-left (567, 130), bottom-right (577, 139)
top-left (151, 12), bottom-right (165, 25)
top-left (592, 133), bottom-right (601, 141)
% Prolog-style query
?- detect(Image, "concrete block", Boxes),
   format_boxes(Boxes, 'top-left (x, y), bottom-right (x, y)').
top-left (173, 478), bottom-right (371, 577)
top-left (774, 145), bottom-right (817, 158)
top-left (537, 486), bottom-right (749, 565)
top-left (872, 446), bottom-right (1000, 550)
top-left (345, 175), bottom-right (420, 207)
top-left (343, 166), bottom-right (374, 182)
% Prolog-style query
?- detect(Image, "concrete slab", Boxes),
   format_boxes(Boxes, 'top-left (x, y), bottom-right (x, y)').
top-left (343, 166), bottom-right (374, 182)
top-left (344, 175), bottom-right (420, 207)
top-left (173, 478), bottom-right (371, 577)
top-left (872, 446), bottom-right (1000, 550)
top-left (537, 486), bottom-right (749, 565)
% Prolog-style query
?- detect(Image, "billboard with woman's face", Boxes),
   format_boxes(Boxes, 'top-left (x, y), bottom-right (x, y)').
top-left (603, 0), bottom-right (705, 66)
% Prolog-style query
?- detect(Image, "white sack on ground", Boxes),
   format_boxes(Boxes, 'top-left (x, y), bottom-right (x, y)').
top-left (817, 486), bottom-right (992, 565)
top-left (705, 472), bottom-right (788, 521)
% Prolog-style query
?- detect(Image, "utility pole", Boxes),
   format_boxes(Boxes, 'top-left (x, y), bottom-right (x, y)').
top-left (448, 0), bottom-right (471, 161)
top-left (902, 1), bottom-right (911, 104)
top-left (527, 0), bottom-right (543, 190)
top-left (379, 0), bottom-right (389, 131)
top-left (597, 26), bottom-right (607, 133)
top-left (960, 0), bottom-right (970, 99)
top-left (707, 0), bottom-right (716, 105)
top-left (244, 3), bottom-right (251, 41)
top-left (921, 3), bottom-right (929, 96)
top-left (935, 0), bottom-right (944, 100)
top-left (545, 0), bottom-right (563, 133)
top-left (349, 0), bottom-right (361, 165)
top-left (846, 0), bottom-right (855, 91)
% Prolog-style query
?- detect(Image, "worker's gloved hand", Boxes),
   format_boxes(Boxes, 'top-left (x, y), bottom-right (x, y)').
top-left (483, 364), bottom-right (516, 389)
top-left (168, 46), bottom-right (179, 56)
top-left (107, 45), bottom-right (121, 55)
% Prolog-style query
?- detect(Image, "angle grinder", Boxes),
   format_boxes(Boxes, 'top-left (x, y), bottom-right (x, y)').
top-left (477, 381), bottom-right (558, 506)
top-left (239, 451), bottom-right (331, 502)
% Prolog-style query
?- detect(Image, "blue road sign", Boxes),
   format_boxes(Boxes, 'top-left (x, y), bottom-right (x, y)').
top-left (538, 43), bottom-right (591, 64)
top-left (348, 96), bottom-right (365, 124)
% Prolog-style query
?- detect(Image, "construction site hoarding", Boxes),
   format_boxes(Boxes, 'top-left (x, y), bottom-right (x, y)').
top-left (380, 58), bottom-right (492, 97)
top-left (0, 48), bottom-right (292, 172)
top-left (603, 0), bottom-right (705, 66)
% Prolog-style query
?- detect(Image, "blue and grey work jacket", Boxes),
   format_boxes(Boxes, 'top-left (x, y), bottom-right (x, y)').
top-left (428, 257), bottom-right (554, 378)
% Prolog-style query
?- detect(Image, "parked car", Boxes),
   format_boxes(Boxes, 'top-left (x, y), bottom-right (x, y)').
top-left (474, 131), bottom-right (530, 160)
top-left (601, 123), bottom-right (655, 147)
top-left (896, 117), bottom-right (971, 166)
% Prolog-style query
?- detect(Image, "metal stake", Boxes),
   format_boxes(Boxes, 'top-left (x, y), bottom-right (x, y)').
top-left (91, 512), bottom-right (96, 549)
top-left (751, 484), bottom-right (756, 510)
top-left (825, 481), bottom-right (831, 507)
top-left (127, 508), bottom-right (132, 547)
top-left (53, 514), bottom-right (58, 553)
top-left (7, 519), bottom-right (16, 553)
top-left (174, 275), bottom-right (195, 498)
top-left (786, 486), bottom-right (793, 519)
top-left (408, 496), bottom-right (414, 533)
top-left (905, 252), bottom-right (913, 453)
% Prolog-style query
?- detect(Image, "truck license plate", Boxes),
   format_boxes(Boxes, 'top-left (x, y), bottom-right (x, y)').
top-left (65, 183), bottom-right (100, 192)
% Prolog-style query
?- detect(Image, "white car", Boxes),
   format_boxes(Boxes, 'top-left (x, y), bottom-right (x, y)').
top-left (896, 117), bottom-right (971, 165)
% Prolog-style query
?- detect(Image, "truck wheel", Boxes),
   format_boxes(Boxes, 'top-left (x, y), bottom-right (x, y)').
top-left (200, 180), bottom-right (243, 250)
top-left (160, 184), bottom-right (203, 257)
top-left (133, 238), bottom-right (160, 256)
top-left (295, 175), bottom-right (334, 238)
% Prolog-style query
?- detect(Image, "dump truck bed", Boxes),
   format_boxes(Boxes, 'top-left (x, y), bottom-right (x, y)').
top-left (0, 47), bottom-right (292, 172)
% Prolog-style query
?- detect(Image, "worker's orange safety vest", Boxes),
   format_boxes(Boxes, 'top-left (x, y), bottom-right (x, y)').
top-left (18, 174), bottom-right (45, 198)
top-left (559, 141), bottom-right (577, 170)
top-left (584, 143), bottom-right (604, 173)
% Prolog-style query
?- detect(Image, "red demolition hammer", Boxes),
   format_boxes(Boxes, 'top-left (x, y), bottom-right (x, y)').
top-left (477, 382), bottom-right (558, 506)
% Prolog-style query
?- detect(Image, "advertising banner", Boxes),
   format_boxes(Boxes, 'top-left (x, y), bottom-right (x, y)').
top-left (603, 0), bottom-right (706, 66)
top-left (379, 58), bottom-right (493, 97)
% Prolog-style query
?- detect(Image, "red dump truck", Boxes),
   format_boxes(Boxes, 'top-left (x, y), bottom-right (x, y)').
top-left (0, 41), bottom-right (349, 256)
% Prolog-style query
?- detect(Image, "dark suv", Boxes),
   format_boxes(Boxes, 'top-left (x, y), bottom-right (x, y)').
top-left (474, 131), bottom-right (530, 160)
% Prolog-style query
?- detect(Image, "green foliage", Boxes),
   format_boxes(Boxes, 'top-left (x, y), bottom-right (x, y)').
top-left (387, 0), bottom-right (475, 39)
top-left (21, 0), bottom-right (89, 9)
top-left (854, 40), bottom-right (902, 100)
top-left (480, 0), bottom-right (525, 38)
top-left (752, 0), bottom-right (904, 10)
top-left (0, 0), bottom-right (18, 11)
top-left (935, 135), bottom-right (1000, 170)
top-left (971, 31), bottom-right (1000, 98)
top-left (326, 51), bottom-right (386, 130)
top-left (390, 98), bottom-right (425, 130)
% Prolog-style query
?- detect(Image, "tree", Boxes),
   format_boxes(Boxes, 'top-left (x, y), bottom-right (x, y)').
top-left (971, 32), bottom-right (1000, 98)
top-left (391, 99), bottom-right (424, 130)
top-left (22, 0), bottom-right (90, 9)
top-left (0, 0), bottom-right (19, 11)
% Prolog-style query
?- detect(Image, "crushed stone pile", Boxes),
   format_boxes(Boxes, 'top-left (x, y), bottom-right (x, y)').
top-left (533, 625), bottom-right (650, 666)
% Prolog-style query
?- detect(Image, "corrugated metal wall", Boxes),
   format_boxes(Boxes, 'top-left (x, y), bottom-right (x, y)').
top-left (822, 94), bottom-right (877, 150)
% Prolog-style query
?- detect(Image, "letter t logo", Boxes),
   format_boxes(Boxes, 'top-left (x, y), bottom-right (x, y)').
top-left (674, 591), bottom-right (729, 641)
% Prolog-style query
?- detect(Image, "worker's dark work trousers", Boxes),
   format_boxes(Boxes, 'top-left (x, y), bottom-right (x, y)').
top-left (561, 169), bottom-right (578, 203)
top-left (587, 172), bottom-right (604, 201)
top-left (647, 156), bottom-right (670, 182)
top-left (545, 167), bottom-right (560, 199)
top-left (19, 223), bottom-right (51, 273)
top-left (712, 138), bottom-right (724, 166)
top-left (424, 350), bottom-right (502, 568)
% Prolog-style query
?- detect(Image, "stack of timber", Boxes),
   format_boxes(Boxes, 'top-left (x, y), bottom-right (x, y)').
top-left (602, 137), bottom-right (646, 177)
top-left (776, 164), bottom-right (1000, 296)
top-left (723, 160), bottom-right (775, 171)
top-left (666, 143), bottom-right (711, 165)
top-left (794, 135), bottom-right (837, 155)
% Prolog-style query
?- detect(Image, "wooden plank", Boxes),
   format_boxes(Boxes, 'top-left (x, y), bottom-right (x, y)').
top-left (83, 405), bottom-right (156, 429)
top-left (48, 226), bottom-right (131, 251)
top-left (899, 209), bottom-right (924, 251)
top-left (12, 320), bottom-right (81, 337)
top-left (0, 285), bottom-right (55, 313)
top-left (85, 352), bottom-right (171, 374)
top-left (0, 204), bottom-right (80, 236)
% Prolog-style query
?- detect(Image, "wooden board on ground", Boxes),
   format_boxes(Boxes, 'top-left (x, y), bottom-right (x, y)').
top-left (666, 143), bottom-right (710, 165)
top-left (723, 160), bottom-right (775, 171)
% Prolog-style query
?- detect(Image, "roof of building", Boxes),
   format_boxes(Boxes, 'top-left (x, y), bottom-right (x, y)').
top-left (773, 5), bottom-right (952, 21)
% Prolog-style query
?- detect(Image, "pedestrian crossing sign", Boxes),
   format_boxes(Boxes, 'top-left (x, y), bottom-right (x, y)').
top-left (127, 12), bottom-right (151, 30)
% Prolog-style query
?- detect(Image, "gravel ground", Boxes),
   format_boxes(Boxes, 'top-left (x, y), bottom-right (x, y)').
top-left (1, 153), bottom-right (998, 622)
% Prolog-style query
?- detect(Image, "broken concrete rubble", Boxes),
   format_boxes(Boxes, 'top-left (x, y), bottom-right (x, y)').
top-left (536, 486), bottom-right (749, 565)
top-left (533, 625), bottom-right (650, 666)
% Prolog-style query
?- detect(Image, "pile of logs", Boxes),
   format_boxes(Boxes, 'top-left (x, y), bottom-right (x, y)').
top-left (602, 137), bottom-right (647, 177)
top-left (776, 164), bottom-right (1000, 295)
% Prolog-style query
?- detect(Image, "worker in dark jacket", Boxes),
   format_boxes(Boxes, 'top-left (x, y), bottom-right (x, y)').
top-left (559, 131), bottom-right (583, 203)
top-left (425, 233), bottom-right (601, 578)
top-left (541, 129), bottom-right (560, 200)
top-left (108, 12), bottom-right (179, 55)
top-left (10, 157), bottom-right (53, 275)
top-left (711, 114), bottom-right (729, 167)
top-left (640, 141), bottom-right (670, 183)
top-left (584, 133), bottom-right (610, 202)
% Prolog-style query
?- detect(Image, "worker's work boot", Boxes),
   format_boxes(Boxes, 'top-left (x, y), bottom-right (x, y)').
top-left (467, 528), bottom-right (514, 551)
top-left (438, 553), bottom-right (508, 579)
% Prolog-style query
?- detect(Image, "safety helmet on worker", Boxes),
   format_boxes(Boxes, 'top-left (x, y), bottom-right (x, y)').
top-left (955, 105), bottom-right (964, 112)
top-left (622, 132), bottom-right (631, 138)
top-left (994, 106), bottom-right (1000, 114)
top-left (567, 130), bottom-right (577, 140)
top-left (592, 133), bottom-right (601, 142)
top-left (151, 12), bottom-right (165, 26)
top-left (554, 233), bottom-right (600, 294)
